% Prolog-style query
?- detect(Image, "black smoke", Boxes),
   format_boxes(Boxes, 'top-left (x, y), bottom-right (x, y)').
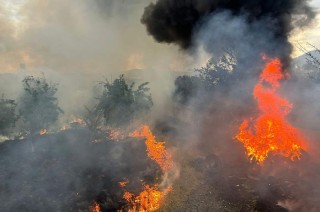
top-left (141, 0), bottom-right (314, 55)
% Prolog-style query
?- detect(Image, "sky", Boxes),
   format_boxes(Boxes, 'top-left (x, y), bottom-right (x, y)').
top-left (0, 0), bottom-right (320, 75)
top-left (290, 0), bottom-right (320, 56)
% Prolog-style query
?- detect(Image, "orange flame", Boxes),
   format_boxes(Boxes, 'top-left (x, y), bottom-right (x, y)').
top-left (39, 129), bottom-right (48, 135)
top-left (121, 126), bottom-right (174, 211)
top-left (90, 201), bottom-right (101, 212)
top-left (123, 184), bottom-right (172, 212)
top-left (130, 125), bottom-right (173, 171)
top-left (60, 118), bottom-right (86, 131)
top-left (235, 55), bottom-right (306, 164)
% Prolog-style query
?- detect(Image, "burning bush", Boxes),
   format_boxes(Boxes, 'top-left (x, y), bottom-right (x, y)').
top-left (235, 56), bottom-right (306, 163)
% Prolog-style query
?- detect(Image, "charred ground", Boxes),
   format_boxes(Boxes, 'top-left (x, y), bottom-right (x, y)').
top-left (0, 128), bottom-right (160, 211)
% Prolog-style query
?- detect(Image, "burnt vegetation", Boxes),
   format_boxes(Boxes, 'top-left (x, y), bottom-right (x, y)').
top-left (0, 129), bottom-right (157, 211)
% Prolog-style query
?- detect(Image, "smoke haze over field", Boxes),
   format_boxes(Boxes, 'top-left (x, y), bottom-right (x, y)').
top-left (2, 1), bottom-right (320, 211)
top-left (0, 0), bottom-right (200, 116)
top-left (0, 0), bottom-right (193, 75)
top-left (0, 0), bottom-right (317, 76)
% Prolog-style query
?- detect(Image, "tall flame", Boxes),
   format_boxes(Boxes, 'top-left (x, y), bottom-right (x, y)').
top-left (235, 55), bottom-right (306, 163)
top-left (121, 125), bottom-right (174, 211)
top-left (130, 125), bottom-right (173, 171)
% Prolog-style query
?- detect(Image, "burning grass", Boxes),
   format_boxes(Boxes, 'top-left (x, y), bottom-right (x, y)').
top-left (122, 184), bottom-right (172, 212)
top-left (0, 128), bottom-right (160, 211)
top-left (130, 125), bottom-right (174, 172)
top-left (119, 125), bottom-right (175, 211)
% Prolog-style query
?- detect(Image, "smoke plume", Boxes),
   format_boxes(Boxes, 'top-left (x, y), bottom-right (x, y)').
top-left (142, 0), bottom-right (315, 59)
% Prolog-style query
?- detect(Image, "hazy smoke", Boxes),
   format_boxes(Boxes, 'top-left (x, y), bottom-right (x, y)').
top-left (141, 0), bottom-right (315, 58)
top-left (1, 1), bottom-right (320, 211)
top-left (0, 0), bottom-right (196, 117)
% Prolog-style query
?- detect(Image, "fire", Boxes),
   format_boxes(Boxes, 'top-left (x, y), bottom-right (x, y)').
top-left (130, 125), bottom-right (173, 171)
top-left (123, 184), bottom-right (172, 212)
top-left (70, 118), bottom-right (85, 125)
top-left (235, 55), bottom-right (306, 163)
top-left (90, 201), bottom-right (101, 212)
top-left (39, 129), bottom-right (48, 135)
top-left (108, 128), bottom-right (126, 141)
top-left (121, 126), bottom-right (174, 211)
top-left (119, 180), bottom-right (129, 188)
top-left (60, 118), bottom-right (86, 131)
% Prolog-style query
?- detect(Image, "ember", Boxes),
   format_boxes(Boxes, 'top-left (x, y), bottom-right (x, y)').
top-left (235, 55), bottom-right (306, 163)
top-left (119, 180), bottom-right (129, 188)
top-left (39, 129), bottom-right (48, 135)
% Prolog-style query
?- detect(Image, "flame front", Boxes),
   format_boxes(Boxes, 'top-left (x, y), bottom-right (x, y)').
top-left (235, 55), bottom-right (306, 164)
top-left (131, 125), bottom-right (173, 171)
top-left (123, 184), bottom-right (172, 212)
top-left (121, 125), bottom-right (174, 211)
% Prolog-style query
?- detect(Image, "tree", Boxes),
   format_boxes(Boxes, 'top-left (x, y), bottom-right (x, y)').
top-left (195, 51), bottom-right (237, 90)
top-left (296, 42), bottom-right (320, 81)
top-left (83, 104), bottom-right (104, 132)
top-left (19, 76), bottom-right (63, 134)
top-left (173, 51), bottom-right (238, 105)
top-left (0, 96), bottom-right (18, 135)
top-left (97, 75), bottom-right (153, 128)
top-left (173, 75), bottom-right (201, 105)
top-left (297, 43), bottom-right (320, 70)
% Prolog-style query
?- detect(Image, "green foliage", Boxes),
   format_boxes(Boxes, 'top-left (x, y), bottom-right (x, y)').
top-left (98, 75), bottom-right (153, 127)
top-left (173, 52), bottom-right (237, 105)
top-left (195, 52), bottom-right (237, 90)
top-left (0, 97), bottom-right (18, 135)
top-left (19, 76), bottom-right (63, 133)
